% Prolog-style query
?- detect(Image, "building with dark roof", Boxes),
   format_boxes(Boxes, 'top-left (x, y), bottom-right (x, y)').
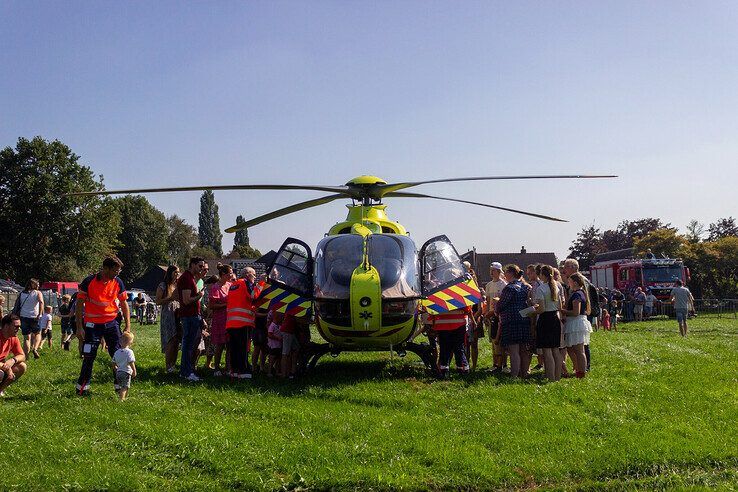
top-left (128, 265), bottom-right (167, 293)
top-left (461, 247), bottom-right (559, 285)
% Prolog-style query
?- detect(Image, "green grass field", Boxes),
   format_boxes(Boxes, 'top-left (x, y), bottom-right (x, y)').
top-left (2, 317), bottom-right (737, 491)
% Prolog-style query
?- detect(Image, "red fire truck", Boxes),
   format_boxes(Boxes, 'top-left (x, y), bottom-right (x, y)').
top-left (589, 249), bottom-right (689, 300)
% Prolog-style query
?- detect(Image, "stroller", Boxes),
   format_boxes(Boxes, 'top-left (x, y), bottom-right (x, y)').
top-left (144, 301), bottom-right (158, 324)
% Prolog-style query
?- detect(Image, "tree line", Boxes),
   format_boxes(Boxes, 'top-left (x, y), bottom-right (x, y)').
top-left (0, 137), bottom-right (261, 285)
top-left (568, 217), bottom-right (738, 298)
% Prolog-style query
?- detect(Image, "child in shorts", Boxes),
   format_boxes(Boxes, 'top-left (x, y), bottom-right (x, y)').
top-left (39, 305), bottom-right (53, 349)
top-left (266, 312), bottom-right (283, 377)
top-left (112, 332), bottom-right (136, 401)
top-left (59, 294), bottom-right (75, 350)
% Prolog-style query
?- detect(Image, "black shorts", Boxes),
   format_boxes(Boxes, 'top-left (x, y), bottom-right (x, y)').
top-left (42, 329), bottom-right (52, 340)
top-left (268, 347), bottom-right (281, 358)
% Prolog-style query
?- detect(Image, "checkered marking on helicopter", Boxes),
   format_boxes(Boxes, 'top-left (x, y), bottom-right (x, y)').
top-left (422, 278), bottom-right (482, 315)
top-left (257, 284), bottom-right (311, 317)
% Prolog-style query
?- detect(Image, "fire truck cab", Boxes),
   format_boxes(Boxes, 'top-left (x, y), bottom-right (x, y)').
top-left (590, 249), bottom-right (689, 300)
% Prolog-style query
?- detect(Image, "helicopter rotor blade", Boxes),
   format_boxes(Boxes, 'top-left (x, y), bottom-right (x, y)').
top-left (385, 191), bottom-right (569, 222)
top-left (224, 194), bottom-right (348, 232)
top-left (67, 184), bottom-right (352, 197)
top-left (376, 174), bottom-right (617, 196)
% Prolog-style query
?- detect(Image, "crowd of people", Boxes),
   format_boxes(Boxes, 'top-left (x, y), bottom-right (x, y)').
top-left (153, 258), bottom-right (309, 384)
top-left (0, 252), bottom-right (697, 398)
top-left (420, 258), bottom-right (597, 381)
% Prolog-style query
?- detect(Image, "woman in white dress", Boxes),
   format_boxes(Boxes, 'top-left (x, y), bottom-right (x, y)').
top-left (559, 273), bottom-right (592, 379)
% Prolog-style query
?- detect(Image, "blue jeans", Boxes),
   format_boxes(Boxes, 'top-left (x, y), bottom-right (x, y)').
top-left (180, 316), bottom-right (201, 377)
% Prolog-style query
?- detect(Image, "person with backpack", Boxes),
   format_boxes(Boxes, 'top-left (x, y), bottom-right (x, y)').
top-left (14, 279), bottom-right (44, 359)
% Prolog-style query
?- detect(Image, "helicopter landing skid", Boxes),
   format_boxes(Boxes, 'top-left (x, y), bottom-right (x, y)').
top-left (299, 342), bottom-right (332, 374)
top-left (298, 341), bottom-right (437, 375)
top-left (403, 342), bottom-right (437, 373)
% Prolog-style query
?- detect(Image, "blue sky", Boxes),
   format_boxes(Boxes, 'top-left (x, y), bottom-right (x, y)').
top-left (2, 1), bottom-right (737, 260)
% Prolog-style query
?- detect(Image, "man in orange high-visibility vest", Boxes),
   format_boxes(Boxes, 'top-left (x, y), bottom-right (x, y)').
top-left (226, 266), bottom-right (258, 378)
top-left (75, 256), bottom-right (130, 394)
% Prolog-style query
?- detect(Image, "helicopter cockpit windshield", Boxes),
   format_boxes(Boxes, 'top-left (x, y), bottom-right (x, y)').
top-left (367, 235), bottom-right (420, 298)
top-left (314, 234), bottom-right (421, 299)
top-left (271, 244), bottom-right (312, 294)
top-left (422, 240), bottom-right (466, 292)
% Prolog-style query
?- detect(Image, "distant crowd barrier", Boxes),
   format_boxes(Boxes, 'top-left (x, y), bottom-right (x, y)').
top-left (607, 298), bottom-right (738, 321)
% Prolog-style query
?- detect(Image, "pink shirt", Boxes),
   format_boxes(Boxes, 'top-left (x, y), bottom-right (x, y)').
top-left (267, 322), bottom-right (282, 349)
top-left (209, 281), bottom-right (231, 331)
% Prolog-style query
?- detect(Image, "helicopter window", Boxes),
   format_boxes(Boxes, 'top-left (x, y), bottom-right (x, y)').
top-left (271, 244), bottom-right (311, 294)
top-left (367, 235), bottom-right (421, 298)
top-left (314, 235), bottom-right (364, 299)
top-left (423, 240), bottom-right (465, 290)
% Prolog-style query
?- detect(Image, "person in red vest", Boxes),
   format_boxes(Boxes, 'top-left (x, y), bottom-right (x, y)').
top-left (430, 306), bottom-right (471, 379)
top-left (75, 256), bottom-right (130, 395)
top-left (226, 266), bottom-right (259, 379)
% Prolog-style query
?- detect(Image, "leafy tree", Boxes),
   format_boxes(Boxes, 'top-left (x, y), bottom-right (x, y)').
top-left (166, 214), bottom-right (198, 268)
top-left (600, 229), bottom-right (629, 251)
top-left (682, 237), bottom-right (738, 298)
top-left (114, 196), bottom-right (168, 284)
top-left (709, 236), bottom-right (738, 297)
top-left (567, 225), bottom-right (604, 270)
top-left (0, 137), bottom-right (121, 282)
top-left (228, 244), bottom-right (263, 259)
top-left (707, 217), bottom-right (738, 241)
top-left (633, 229), bottom-right (687, 259)
top-left (191, 244), bottom-right (219, 260)
top-left (601, 218), bottom-right (674, 251)
top-left (685, 220), bottom-right (705, 243)
top-left (233, 215), bottom-right (250, 247)
top-left (198, 190), bottom-right (222, 256)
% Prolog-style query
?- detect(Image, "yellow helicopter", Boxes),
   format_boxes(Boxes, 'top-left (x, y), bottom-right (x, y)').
top-left (74, 173), bottom-right (614, 371)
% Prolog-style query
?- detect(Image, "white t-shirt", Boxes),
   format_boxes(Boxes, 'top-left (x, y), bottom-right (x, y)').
top-left (485, 278), bottom-right (507, 313)
top-left (533, 283), bottom-right (560, 312)
top-left (19, 291), bottom-right (42, 318)
top-left (38, 313), bottom-right (53, 331)
top-left (485, 279), bottom-right (507, 299)
top-left (113, 347), bottom-right (136, 374)
top-left (645, 294), bottom-right (657, 308)
top-left (671, 287), bottom-right (693, 310)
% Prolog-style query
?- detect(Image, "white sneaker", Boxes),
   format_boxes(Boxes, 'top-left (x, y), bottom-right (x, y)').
top-left (238, 373), bottom-right (252, 379)
top-left (166, 367), bottom-right (177, 374)
top-left (185, 373), bottom-right (201, 382)
top-left (75, 383), bottom-right (90, 394)
top-left (502, 367), bottom-right (511, 374)
top-left (213, 370), bottom-right (223, 377)
top-left (0, 391), bottom-right (5, 397)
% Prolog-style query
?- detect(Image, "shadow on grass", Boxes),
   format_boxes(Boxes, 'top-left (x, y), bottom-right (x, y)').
top-left (126, 354), bottom-right (550, 399)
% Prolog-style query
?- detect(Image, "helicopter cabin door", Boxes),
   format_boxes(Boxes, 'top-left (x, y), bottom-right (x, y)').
top-left (258, 238), bottom-right (313, 318)
top-left (419, 235), bottom-right (482, 315)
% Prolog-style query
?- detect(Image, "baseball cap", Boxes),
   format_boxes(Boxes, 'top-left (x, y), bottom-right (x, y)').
top-left (490, 262), bottom-right (503, 271)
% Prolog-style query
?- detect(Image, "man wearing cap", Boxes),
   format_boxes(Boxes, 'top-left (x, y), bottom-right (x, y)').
top-left (484, 262), bottom-right (508, 372)
top-left (0, 314), bottom-right (27, 397)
